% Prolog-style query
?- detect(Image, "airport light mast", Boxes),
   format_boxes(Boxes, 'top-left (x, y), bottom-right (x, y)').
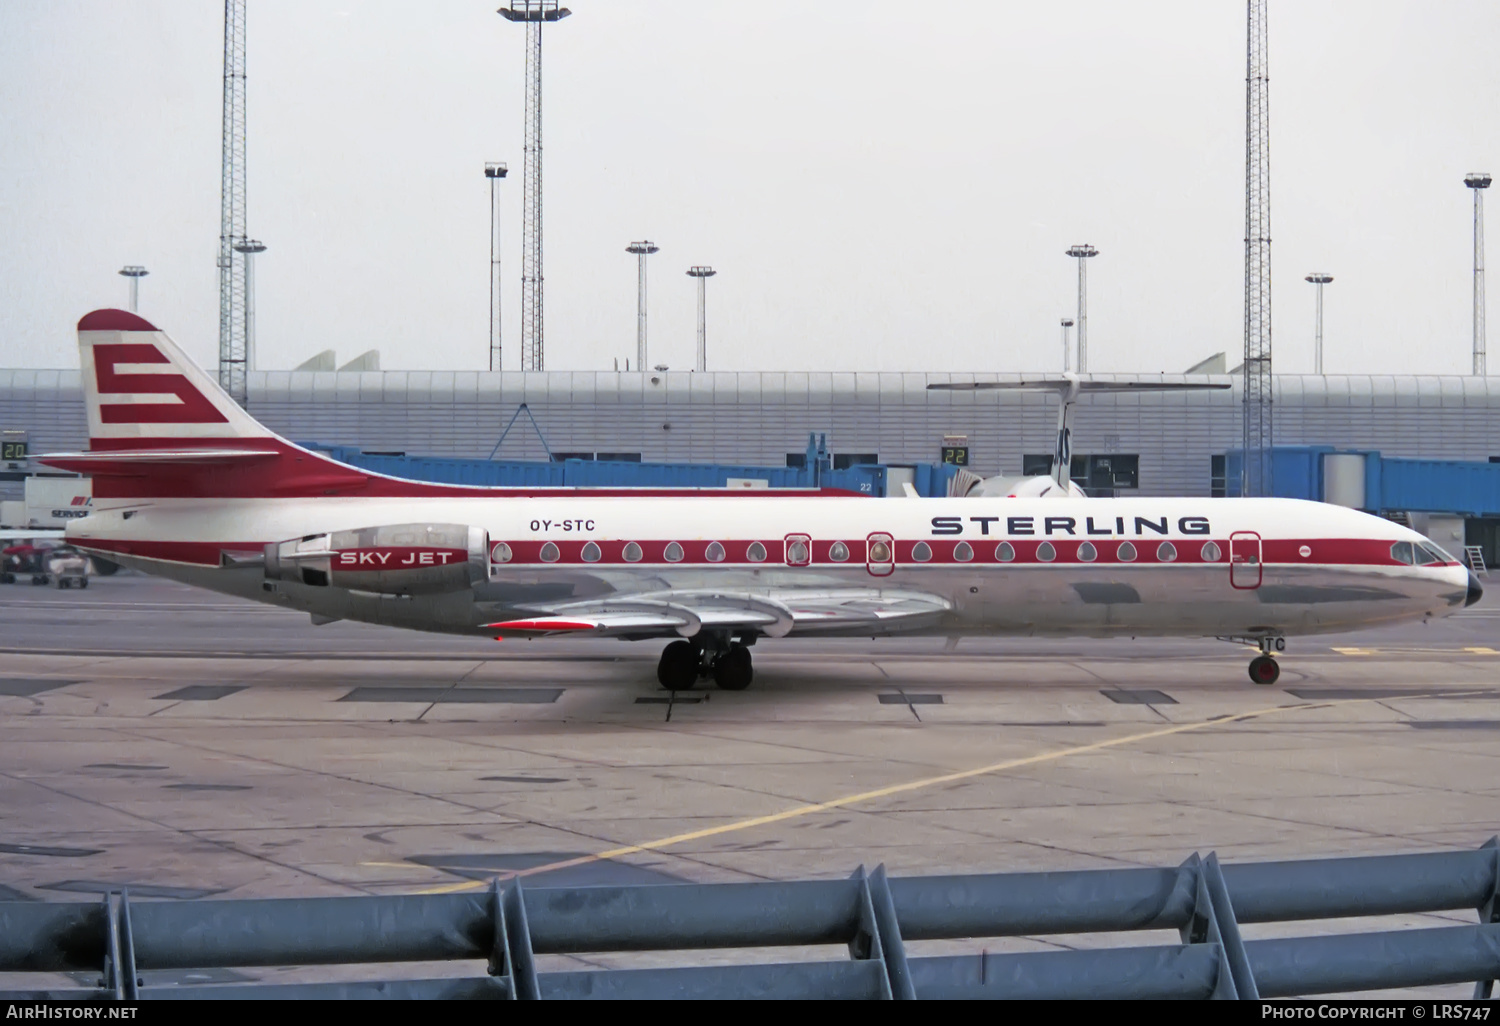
top-left (1060, 317), bottom-right (1074, 373)
top-left (1466, 173), bottom-right (1491, 375)
top-left (232, 240), bottom-right (266, 378)
top-left (499, 2), bottom-right (571, 372)
top-left (118, 266), bottom-right (149, 313)
top-left (686, 266), bottom-right (717, 371)
top-left (1065, 246), bottom-right (1097, 372)
top-left (218, 0), bottom-right (249, 406)
top-left (626, 241), bottom-right (659, 372)
top-left (485, 162), bottom-right (508, 371)
top-left (1242, 0), bottom-right (1274, 496)
top-left (1304, 273), bottom-right (1332, 374)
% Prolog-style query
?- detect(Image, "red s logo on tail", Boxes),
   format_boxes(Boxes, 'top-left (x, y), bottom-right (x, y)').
top-left (94, 344), bottom-right (228, 425)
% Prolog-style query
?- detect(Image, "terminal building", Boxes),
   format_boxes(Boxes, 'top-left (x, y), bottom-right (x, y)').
top-left (6, 365), bottom-right (1500, 562)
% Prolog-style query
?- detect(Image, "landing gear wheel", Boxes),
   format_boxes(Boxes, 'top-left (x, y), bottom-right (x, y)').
top-left (713, 644), bottom-right (754, 691)
top-left (1248, 655), bottom-right (1280, 686)
top-left (657, 640), bottom-right (700, 691)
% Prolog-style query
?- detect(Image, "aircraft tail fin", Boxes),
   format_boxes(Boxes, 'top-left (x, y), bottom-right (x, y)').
top-left (39, 310), bottom-right (371, 499)
top-left (73, 309), bottom-right (273, 448)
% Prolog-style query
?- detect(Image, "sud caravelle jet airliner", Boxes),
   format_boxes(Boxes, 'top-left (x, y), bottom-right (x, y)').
top-left (44, 310), bottom-right (1482, 690)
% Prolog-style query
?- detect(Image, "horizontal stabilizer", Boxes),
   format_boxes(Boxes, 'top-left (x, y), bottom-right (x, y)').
top-left (38, 448), bottom-right (282, 475)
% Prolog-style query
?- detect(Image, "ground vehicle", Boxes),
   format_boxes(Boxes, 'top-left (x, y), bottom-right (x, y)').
top-left (45, 546), bottom-right (90, 588)
top-left (1, 543), bottom-right (49, 585)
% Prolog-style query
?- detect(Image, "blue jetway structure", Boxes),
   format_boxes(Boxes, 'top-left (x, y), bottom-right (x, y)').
top-left (301, 434), bottom-right (960, 498)
top-left (1228, 446), bottom-right (1500, 517)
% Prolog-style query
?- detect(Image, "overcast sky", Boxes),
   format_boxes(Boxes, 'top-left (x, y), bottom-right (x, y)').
top-left (2, 1), bottom-right (1496, 375)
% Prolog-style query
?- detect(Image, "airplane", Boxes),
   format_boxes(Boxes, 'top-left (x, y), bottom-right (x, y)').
top-left (41, 309), bottom-right (1481, 690)
top-left (930, 374), bottom-right (1232, 499)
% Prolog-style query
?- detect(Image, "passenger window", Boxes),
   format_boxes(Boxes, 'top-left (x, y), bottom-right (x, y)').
top-left (581, 541), bottom-right (601, 563)
top-left (623, 542), bottom-right (643, 563)
top-left (869, 540), bottom-right (891, 562)
top-left (787, 540), bottom-right (810, 564)
top-left (1036, 542), bottom-right (1056, 562)
top-left (540, 542), bottom-right (560, 563)
top-left (995, 541), bottom-right (1015, 562)
top-left (1077, 542), bottom-right (1097, 562)
top-left (829, 541), bottom-right (849, 562)
top-left (746, 541), bottom-right (767, 563)
top-left (1157, 541), bottom-right (1177, 562)
top-left (1389, 542), bottom-right (1415, 565)
top-left (911, 541), bottom-right (932, 562)
top-left (953, 541), bottom-right (973, 562)
top-left (706, 541), bottom-right (726, 563)
top-left (664, 542), bottom-right (684, 562)
top-left (492, 542), bottom-right (513, 563)
top-left (1201, 541), bottom-right (1222, 562)
top-left (1116, 541), bottom-right (1137, 562)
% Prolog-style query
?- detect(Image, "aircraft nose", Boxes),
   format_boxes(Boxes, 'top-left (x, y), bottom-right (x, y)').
top-left (1467, 571), bottom-right (1484, 608)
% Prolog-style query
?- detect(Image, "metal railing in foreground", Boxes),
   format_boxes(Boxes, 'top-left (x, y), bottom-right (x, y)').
top-left (1, 840), bottom-right (1496, 1000)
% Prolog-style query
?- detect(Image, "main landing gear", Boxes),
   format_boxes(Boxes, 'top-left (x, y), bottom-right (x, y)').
top-left (657, 637), bottom-right (755, 692)
top-left (1248, 636), bottom-right (1285, 686)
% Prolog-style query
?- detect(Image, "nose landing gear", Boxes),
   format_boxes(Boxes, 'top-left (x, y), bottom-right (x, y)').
top-left (656, 637), bottom-right (755, 691)
top-left (1247, 635), bottom-right (1285, 685)
top-left (1248, 654), bottom-right (1280, 685)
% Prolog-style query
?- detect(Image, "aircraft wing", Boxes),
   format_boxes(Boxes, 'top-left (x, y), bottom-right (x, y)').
top-left (485, 588), bottom-right (951, 638)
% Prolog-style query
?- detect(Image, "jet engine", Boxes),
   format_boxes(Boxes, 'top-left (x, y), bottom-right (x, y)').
top-left (265, 523), bottom-right (488, 595)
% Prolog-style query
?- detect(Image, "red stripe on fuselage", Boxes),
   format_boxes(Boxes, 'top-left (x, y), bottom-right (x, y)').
top-left (77, 536), bottom-right (1447, 570)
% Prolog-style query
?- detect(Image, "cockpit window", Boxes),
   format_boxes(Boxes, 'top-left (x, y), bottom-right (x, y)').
top-left (1390, 542), bottom-right (1415, 565)
top-left (1414, 543), bottom-right (1443, 566)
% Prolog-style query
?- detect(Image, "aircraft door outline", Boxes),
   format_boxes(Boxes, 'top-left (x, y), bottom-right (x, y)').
top-left (1230, 531), bottom-right (1263, 590)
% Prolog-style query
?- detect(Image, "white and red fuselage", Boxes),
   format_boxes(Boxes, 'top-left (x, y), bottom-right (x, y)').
top-left (47, 311), bottom-right (1480, 686)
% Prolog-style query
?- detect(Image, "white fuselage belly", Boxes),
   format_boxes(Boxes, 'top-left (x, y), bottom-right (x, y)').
top-left (69, 494), bottom-right (1471, 641)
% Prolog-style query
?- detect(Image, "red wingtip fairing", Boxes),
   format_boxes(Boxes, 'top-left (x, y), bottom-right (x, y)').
top-left (78, 309), bottom-right (159, 332)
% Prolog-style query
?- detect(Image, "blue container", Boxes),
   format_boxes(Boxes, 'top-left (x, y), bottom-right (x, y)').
top-left (298, 440), bottom-right (956, 498)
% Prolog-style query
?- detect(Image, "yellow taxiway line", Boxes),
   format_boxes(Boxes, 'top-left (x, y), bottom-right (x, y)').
top-left (409, 691), bottom-right (1468, 896)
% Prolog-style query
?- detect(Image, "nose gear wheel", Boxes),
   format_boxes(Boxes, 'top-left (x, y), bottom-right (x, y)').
top-left (1248, 654), bottom-right (1280, 686)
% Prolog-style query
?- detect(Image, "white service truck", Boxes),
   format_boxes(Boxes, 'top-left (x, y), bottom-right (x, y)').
top-left (22, 476), bottom-right (91, 529)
